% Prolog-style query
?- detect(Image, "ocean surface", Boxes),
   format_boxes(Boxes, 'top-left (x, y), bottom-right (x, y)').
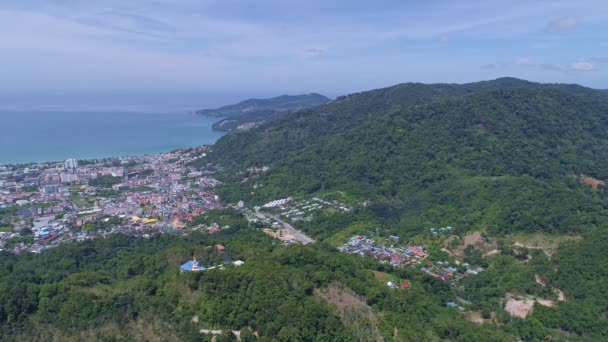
top-left (0, 111), bottom-right (226, 165)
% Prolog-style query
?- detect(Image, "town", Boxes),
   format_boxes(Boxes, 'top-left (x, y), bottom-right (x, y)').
top-left (339, 234), bottom-right (485, 282)
top-left (0, 146), bottom-right (226, 254)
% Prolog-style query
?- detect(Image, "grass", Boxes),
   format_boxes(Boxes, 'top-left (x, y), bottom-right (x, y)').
top-left (324, 221), bottom-right (376, 247)
top-left (505, 232), bottom-right (581, 257)
top-left (32, 202), bottom-right (58, 209)
top-left (0, 226), bottom-right (13, 232)
top-left (373, 270), bottom-right (395, 283)
top-left (126, 186), bottom-right (154, 193)
top-left (320, 191), bottom-right (358, 205)
top-left (70, 194), bottom-right (95, 209)
top-left (507, 232), bottom-right (581, 246)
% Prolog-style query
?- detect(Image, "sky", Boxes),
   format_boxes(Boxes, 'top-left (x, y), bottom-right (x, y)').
top-left (1, 0), bottom-right (607, 106)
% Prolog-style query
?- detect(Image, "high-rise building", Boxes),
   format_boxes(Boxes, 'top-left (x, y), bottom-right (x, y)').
top-left (64, 158), bottom-right (78, 170)
top-left (60, 173), bottom-right (78, 183)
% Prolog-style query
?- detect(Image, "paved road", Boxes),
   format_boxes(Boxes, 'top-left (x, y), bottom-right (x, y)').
top-left (255, 210), bottom-right (315, 245)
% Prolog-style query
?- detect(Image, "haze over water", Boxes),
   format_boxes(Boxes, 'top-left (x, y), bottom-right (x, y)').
top-left (0, 111), bottom-right (225, 165)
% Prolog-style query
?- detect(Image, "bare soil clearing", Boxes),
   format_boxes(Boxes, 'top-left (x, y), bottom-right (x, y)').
top-left (463, 311), bottom-right (488, 324)
top-left (316, 284), bottom-right (384, 342)
top-left (505, 296), bottom-right (535, 318)
top-left (450, 231), bottom-right (498, 258)
top-left (581, 176), bottom-right (605, 190)
top-left (505, 294), bottom-right (556, 318)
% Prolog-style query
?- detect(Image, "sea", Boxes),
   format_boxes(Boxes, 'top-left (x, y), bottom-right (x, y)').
top-left (0, 111), bottom-right (226, 165)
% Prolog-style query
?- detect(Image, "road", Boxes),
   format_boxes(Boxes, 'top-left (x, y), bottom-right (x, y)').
top-left (255, 209), bottom-right (315, 245)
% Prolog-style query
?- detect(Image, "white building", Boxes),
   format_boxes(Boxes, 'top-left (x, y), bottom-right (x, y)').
top-left (60, 173), bottom-right (78, 183)
top-left (64, 158), bottom-right (78, 170)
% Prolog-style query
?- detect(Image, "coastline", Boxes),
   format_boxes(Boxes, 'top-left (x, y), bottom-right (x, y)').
top-left (0, 111), bottom-right (226, 166)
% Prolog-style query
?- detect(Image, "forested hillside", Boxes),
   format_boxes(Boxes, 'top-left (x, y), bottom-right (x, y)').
top-left (209, 79), bottom-right (608, 236)
top-left (0, 231), bottom-right (518, 341)
top-left (208, 77), bottom-right (539, 166)
top-left (197, 93), bottom-right (331, 131)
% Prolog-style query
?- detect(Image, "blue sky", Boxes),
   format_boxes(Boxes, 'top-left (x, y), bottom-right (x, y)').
top-left (1, 0), bottom-right (607, 99)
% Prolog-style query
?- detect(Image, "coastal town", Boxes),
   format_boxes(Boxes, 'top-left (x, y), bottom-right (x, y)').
top-left (0, 146), bottom-right (227, 254)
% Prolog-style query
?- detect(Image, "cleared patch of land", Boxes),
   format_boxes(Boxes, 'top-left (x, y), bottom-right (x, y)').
top-left (316, 284), bottom-right (383, 342)
top-left (373, 271), bottom-right (391, 283)
top-left (316, 285), bottom-right (374, 319)
top-left (505, 294), bottom-right (556, 318)
top-left (450, 230), bottom-right (498, 258)
top-left (508, 233), bottom-right (581, 257)
top-left (556, 289), bottom-right (566, 301)
top-left (536, 298), bottom-right (556, 308)
top-left (262, 228), bottom-right (295, 241)
top-left (581, 175), bottom-right (605, 190)
top-left (535, 274), bottom-right (546, 287)
top-left (505, 295), bottom-right (535, 318)
top-left (463, 311), bottom-right (489, 324)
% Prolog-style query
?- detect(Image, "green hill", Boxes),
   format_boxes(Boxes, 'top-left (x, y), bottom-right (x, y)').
top-left (209, 77), bottom-right (539, 165)
top-left (208, 79), bottom-right (608, 236)
top-left (197, 93), bottom-right (331, 131)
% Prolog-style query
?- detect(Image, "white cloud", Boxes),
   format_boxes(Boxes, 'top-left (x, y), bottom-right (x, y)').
top-left (541, 60), bottom-right (596, 73)
top-left (517, 57), bottom-right (531, 65)
top-left (571, 61), bottom-right (595, 71)
top-left (546, 16), bottom-right (577, 31)
top-left (1, 0), bottom-right (607, 92)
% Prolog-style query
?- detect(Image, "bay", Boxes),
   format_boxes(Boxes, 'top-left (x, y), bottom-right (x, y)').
top-left (0, 111), bottom-right (225, 165)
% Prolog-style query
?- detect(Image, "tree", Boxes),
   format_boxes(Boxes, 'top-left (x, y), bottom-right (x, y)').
top-left (240, 328), bottom-right (256, 342)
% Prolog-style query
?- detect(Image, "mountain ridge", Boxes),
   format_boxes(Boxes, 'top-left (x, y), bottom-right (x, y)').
top-left (196, 93), bottom-right (331, 131)
top-left (208, 77), bottom-right (606, 168)
top-left (207, 78), bottom-right (608, 236)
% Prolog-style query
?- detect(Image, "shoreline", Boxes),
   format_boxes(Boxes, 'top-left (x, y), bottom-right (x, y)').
top-left (0, 146), bottom-right (205, 168)
top-left (0, 111), bottom-right (226, 166)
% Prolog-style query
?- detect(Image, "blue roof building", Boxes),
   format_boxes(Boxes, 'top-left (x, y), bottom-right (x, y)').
top-left (447, 301), bottom-right (464, 311)
top-left (180, 257), bottom-right (206, 272)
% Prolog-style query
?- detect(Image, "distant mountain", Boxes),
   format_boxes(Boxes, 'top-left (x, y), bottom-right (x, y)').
top-left (197, 93), bottom-right (331, 131)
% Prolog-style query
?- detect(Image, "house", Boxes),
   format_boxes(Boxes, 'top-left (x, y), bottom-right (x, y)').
top-left (215, 244), bottom-right (225, 252)
top-left (401, 281), bottom-right (410, 289)
top-left (232, 260), bottom-right (245, 267)
top-left (447, 301), bottom-right (464, 311)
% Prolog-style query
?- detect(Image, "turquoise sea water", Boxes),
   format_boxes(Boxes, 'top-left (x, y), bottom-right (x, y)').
top-left (0, 111), bottom-right (226, 165)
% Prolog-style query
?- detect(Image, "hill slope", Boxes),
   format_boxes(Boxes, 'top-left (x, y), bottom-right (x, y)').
top-left (197, 93), bottom-right (331, 131)
top-left (209, 77), bottom-right (539, 165)
top-left (208, 79), bottom-right (608, 236)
